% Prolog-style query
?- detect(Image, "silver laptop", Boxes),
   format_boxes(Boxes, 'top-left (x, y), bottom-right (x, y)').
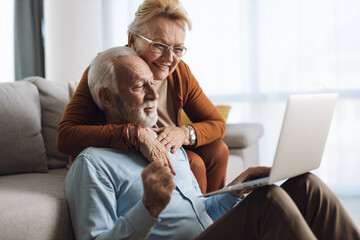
top-left (202, 93), bottom-right (338, 197)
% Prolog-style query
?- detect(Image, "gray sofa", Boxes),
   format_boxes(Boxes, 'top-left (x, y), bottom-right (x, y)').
top-left (0, 77), bottom-right (263, 240)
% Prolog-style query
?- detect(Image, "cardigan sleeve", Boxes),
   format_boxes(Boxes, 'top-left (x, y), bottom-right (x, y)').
top-left (176, 61), bottom-right (226, 147)
top-left (56, 67), bottom-right (131, 157)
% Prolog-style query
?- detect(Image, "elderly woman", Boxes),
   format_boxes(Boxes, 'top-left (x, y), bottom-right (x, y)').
top-left (57, 0), bottom-right (228, 194)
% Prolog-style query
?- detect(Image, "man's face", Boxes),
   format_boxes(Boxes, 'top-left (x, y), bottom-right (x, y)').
top-left (113, 55), bottom-right (159, 127)
top-left (113, 93), bottom-right (158, 128)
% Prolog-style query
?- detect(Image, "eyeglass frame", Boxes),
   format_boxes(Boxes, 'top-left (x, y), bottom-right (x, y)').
top-left (134, 32), bottom-right (187, 58)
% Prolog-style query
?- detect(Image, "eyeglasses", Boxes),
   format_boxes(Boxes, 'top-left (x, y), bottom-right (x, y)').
top-left (134, 33), bottom-right (187, 58)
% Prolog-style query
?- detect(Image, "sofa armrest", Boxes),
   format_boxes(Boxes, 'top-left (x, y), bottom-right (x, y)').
top-left (224, 123), bottom-right (264, 182)
top-left (223, 123), bottom-right (264, 149)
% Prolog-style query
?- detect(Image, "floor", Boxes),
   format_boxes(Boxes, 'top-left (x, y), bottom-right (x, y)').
top-left (338, 196), bottom-right (360, 228)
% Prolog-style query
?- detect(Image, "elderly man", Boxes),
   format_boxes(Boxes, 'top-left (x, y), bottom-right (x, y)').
top-left (65, 46), bottom-right (360, 240)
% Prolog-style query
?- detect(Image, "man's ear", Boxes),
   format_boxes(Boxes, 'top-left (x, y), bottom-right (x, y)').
top-left (128, 32), bottom-right (136, 49)
top-left (98, 87), bottom-right (114, 109)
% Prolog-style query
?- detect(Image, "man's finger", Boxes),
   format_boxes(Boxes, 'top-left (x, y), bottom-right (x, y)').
top-left (162, 153), bottom-right (175, 176)
top-left (245, 167), bottom-right (271, 181)
top-left (167, 158), bottom-right (176, 176)
top-left (143, 162), bottom-right (171, 181)
top-left (252, 167), bottom-right (271, 177)
top-left (151, 166), bottom-right (174, 191)
top-left (156, 167), bottom-right (173, 181)
top-left (151, 127), bottom-right (163, 133)
top-left (164, 180), bottom-right (176, 192)
top-left (148, 151), bottom-right (174, 176)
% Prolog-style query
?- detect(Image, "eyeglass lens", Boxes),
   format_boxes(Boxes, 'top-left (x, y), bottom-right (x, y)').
top-left (151, 42), bottom-right (186, 58)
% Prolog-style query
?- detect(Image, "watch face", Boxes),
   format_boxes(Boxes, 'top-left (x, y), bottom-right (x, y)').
top-left (190, 130), bottom-right (196, 144)
top-left (185, 125), bottom-right (196, 145)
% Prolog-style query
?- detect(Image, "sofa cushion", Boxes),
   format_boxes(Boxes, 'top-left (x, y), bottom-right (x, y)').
top-left (68, 80), bottom-right (79, 98)
top-left (0, 168), bottom-right (75, 240)
top-left (181, 105), bottom-right (232, 125)
top-left (0, 81), bottom-right (48, 175)
top-left (25, 77), bottom-right (70, 169)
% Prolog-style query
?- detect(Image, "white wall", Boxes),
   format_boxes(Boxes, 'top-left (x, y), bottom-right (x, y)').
top-left (44, 0), bottom-right (103, 83)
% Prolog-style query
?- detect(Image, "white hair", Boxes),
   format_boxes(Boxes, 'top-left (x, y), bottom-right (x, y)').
top-left (88, 46), bottom-right (137, 110)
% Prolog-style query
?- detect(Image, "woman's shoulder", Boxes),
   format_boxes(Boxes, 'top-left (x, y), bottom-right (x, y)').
top-left (176, 60), bottom-right (190, 72)
top-left (171, 60), bottom-right (194, 82)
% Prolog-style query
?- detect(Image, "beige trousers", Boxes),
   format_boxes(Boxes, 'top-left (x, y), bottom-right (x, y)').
top-left (196, 173), bottom-right (360, 240)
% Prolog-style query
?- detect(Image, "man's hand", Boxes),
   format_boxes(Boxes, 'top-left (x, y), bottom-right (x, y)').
top-left (142, 162), bottom-right (176, 217)
top-left (138, 128), bottom-right (175, 175)
top-left (152, 126), bottom-right (188, 153)
top-left (228, 166), bottom-right (271, 198)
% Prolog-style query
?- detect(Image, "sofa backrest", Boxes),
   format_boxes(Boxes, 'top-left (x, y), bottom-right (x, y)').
top-left (25, 77), bottom-right (70, 169)
top-left (0, 77), bottom-right (71, 175)
top-left (0, 81), bottom-right (48, 175)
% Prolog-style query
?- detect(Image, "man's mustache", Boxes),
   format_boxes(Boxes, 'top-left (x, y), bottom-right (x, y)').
top-left (139, 100), bottom-right (158, 110)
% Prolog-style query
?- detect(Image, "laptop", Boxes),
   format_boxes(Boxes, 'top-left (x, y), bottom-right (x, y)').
top-left (202, 93), bottom-right (338, 197)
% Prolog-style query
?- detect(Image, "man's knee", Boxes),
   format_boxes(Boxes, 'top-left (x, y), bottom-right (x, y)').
top-left (246, 185), bottom-right (290, 207)
top-left (294, 172), bottom-right (318, 182)
top-left (255, 185), bottom-right (307, 218)
top-left (244, 185), bottom-right (317, 239)
top-left (259, 185), bottom-right (289, 201)
top-left (242, 185), bottom-right (305, 223)
top-left (284, 172), bottom-right (325, 192)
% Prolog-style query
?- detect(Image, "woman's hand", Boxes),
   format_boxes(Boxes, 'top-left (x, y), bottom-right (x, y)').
top-left (138, 127), bottom-right (175, 175)
top-left (228, 166), bottom-right (271, 198)
top-left (152, 126), bottom-right (188, 154)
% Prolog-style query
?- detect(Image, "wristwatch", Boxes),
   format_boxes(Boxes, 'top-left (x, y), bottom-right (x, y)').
top-left (184, 124), bottom-right (197, 146)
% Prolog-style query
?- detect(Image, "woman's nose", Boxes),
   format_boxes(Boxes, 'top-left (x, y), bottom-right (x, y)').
top-left (162, 47), bottom-right (176, 61)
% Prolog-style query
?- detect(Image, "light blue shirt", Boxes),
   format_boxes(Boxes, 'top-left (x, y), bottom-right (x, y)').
top-left (66, 147), bottom-right (241, 240)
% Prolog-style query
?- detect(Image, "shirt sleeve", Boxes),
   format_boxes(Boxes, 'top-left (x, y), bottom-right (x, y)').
top-left (203, 193), bottom-right (243, 222)
top-left (65, 154), bottom-right (159, 240)
top-left (182, 146), bottom-right (242, 222)
top-left (57, 67), bottom-right (131, 157)
top-left (96, 201), bottom-right (160, 240)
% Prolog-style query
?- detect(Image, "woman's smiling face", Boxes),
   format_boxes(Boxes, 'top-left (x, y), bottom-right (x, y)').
top-left (130, 16), bottom-right (186, 80)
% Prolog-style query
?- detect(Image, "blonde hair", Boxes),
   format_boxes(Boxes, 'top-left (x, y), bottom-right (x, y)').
top-left (128, 0), bottom-right (192, 34)
top-left (88, 46), bottom-right (137, 110)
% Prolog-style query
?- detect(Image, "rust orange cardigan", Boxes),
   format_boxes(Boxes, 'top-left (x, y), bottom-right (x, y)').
top-left (57, 60), bottom-right (225, 158)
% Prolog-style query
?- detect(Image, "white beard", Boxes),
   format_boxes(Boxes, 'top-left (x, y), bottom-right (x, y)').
top-left (114, 95), bottom-right (158, 128)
